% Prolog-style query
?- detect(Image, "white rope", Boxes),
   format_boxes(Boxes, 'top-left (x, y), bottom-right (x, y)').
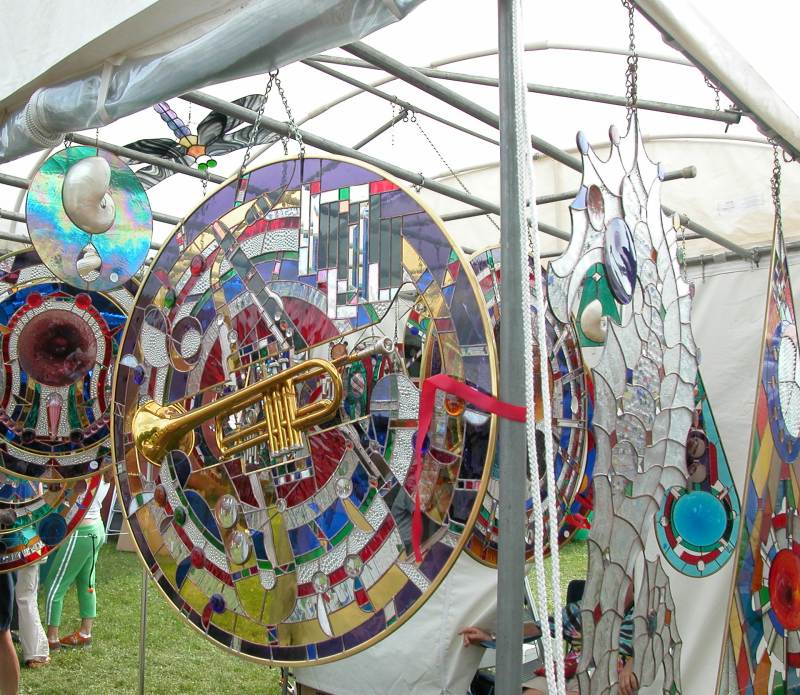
top-left (508, 1), bottom-right (565, 693)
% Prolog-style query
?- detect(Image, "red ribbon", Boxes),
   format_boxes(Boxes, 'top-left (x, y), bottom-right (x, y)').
top-left (411, 374), bottom-right (527, 562)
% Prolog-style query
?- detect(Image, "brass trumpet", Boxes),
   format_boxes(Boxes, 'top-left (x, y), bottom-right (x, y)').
top-left (132, 337), bottom-right (394, 465)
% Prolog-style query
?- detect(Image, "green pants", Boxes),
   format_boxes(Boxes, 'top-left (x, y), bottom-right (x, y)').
top-left (44, 518), bottom-right (105, 627)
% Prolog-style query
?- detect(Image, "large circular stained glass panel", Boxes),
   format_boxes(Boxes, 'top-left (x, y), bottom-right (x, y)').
top-left (0, 248), bottom-right (133, 481)
top-left (466, 247), bottom-right (589, 564)
top-left (113, 156), bottom-right (497, 664)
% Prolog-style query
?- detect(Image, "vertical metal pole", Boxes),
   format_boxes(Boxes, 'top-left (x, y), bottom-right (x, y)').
top-left (138, 566), bottom-right (148, 695)
top-left (497, 0), bottom-right (528, 693)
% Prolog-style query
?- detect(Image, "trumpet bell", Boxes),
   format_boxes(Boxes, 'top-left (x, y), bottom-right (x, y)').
top-left (133, 400), bottom-right (196, 466)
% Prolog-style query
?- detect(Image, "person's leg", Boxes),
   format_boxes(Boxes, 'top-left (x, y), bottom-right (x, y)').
top-left (0, 573), bottom-right (19, 695)
top-left (14, 564), bottom-right (48, 664)
top-left (62, 521), bottom-right (104, 646)
top-left (43, 531), bottom-right (81, 644)
top-left (76, 521), bottom-right (104, 638)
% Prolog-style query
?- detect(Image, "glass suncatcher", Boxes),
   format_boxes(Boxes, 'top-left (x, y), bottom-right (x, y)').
top-left (0, 247), bottom-right (133, 482)
top-left (113, 156), bottom-right (496, 664)
top-left (466, 246), bottom-right (590, 564)
top-left (716, 219), bottom-right (800, 694)
top-left (655, 373), bottom-right (741, 578)
top-left (546, 120), bottom-right (697, 693)
top-left (0, 247), bottom-right (130, 569)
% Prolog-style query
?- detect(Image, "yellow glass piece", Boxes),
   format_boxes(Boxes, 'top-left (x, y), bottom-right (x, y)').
top-left (752, 426), bottom-right (773, 497)
top-left (444, 395), bottom-right (465, 417)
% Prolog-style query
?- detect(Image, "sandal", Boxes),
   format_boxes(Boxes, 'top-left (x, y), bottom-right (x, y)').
top-left (59, 631), bottom-right (92, 648)
top-left (25, 656), bottom-right (50, 668)
top-left (47, 640), bottom-right (60, 652)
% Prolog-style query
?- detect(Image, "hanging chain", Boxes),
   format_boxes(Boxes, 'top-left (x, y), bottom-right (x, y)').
top-left (95, 127), bottom-right (100, 155)
top-left (239, 72), bottom-right (276, 180)
top-left (771, 140), bottom-right (783, 238)
top-left (390, 102), bottom-right (397, 149)
top-left (410, 111), bottom-right (500, 231)
top-left (273, 71), bottom-right (305, 159)
top-left (703, 77), bottom-right (721, 112)
top-left (202, 169), bottom-right (209, 197)
top-left (621, 0), bottom-right (638, 126)
top-left (673, 213), bottom-right (688, 281)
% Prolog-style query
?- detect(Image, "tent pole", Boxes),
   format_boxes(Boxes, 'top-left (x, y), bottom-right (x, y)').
top-left (177, 92), bottom-right (569, 241)
top-left (441, 164), bottom-right (696, 220)
top-left (0, 172), bottom-right (180, 227)
top-left (301, 59), bottom-right (499, 146)
top-left (353, 109), bottom-right (408, 150)
top-left (342, 42), bottom-right (751, 261)
top-left (138, 566), bottom-right (148, 695)
top-left (317, 54), bottom-right (739, 125)
top-left (631, 0), bottom-right (800, 160)
top-left (496, 0), bottom-right (528, 692)
top-left (344, 41), bottom-right (582, 171)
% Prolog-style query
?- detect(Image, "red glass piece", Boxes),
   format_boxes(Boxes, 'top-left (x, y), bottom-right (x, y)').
top-left (768, 548), bottom-right (800, 630)
top-left (153, 485), bottom-right (167, 507)
top-left (190, 255), bottom-right (205, 277)
top-left (190, 547), bottom-right (205, 569)
top-left (74, 293), bottom-right (92, 310)
top-left (26, 292), bottom-right (43, 308)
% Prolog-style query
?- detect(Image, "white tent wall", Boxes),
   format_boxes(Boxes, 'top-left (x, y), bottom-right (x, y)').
top-left (636, 252), bottom-right (780, 695)
top-left (294, 553), bottom-right (499, 695)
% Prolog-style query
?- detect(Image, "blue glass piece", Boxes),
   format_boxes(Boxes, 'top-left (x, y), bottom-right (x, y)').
top-left (349, 464), bottom-right (370, 505)
top-left (672, 491), bottom-right (727, 547)
top-left (175, 555), bottom-right (192, 589)
top-left (576, 131), bottom-right (589, 155)
top-left (38, 514), bottom-right (67, 546)
top-left (316, 499), bottom-right (349, 538)
top-left (288, 524), bottom-right (321, 556)
top-left (251, 530), bottom-right (268, 561)
top-left (222, 274), bottom-right (245, 303)
top-left (570, 186), bottom-right (588, 211)
top-left (184, 490), bottom-right (221, 541)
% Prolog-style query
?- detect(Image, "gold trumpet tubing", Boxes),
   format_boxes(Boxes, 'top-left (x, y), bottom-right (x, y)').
top-left (270, 382), bottom-right (289, 454)
top-left (280, 381), bottom-right (302, 450)
top-left (133, 358), bottom-right (344, 465)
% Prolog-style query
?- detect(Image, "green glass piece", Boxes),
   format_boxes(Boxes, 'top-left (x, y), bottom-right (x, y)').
top-left (173, 506), bottom-right (187, 525)
top-left (207, 159), bottom-right (217, 168)
top-left (67, 384), bottom-right (81, 430)
top-left (339, 187), bottom-right (350, 201)
top-left (198, 162), bottom-right (207, 171)
top-left (25, 384), bottom-right (40, 429)
top-left (575, 263), bottom-right (621, 347)
top-left (163, 289), bottom-right (176, 309)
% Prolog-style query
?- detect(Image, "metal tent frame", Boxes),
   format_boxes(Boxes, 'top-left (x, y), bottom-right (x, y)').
top-left (1, 2), bottom-right (800, 694)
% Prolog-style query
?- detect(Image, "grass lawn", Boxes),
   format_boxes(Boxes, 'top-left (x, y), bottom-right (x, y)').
top-left (17, 541), bottom-right (283, 695)
top-left (16, 538), bottom-right (588, 694)
top-left (539, 538), bottom-right (588, 610)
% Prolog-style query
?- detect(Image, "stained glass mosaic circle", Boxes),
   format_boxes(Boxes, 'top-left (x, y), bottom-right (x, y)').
top-left (0, 472), bottom-right (102, 572)
top-left (26, 146), bottom-right (152, 291)
top-left (0, 248), bottom-right (133, 481)
top-left (113, 156), bottom-right (497, 664)
top-left (466, 247), bottom-right (589, 564)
